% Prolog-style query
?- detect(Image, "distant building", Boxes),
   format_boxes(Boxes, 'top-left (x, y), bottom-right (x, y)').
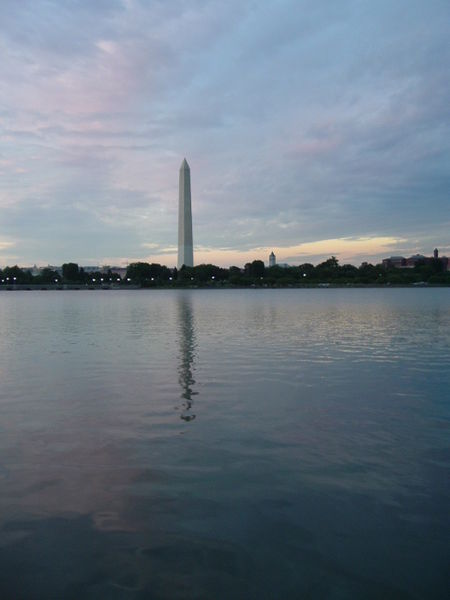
top-left (405, 254), bottom-right (427, 268)
top-left (269, 251), bottom-right (276, 267)
top-left (82, 266), bottom-right (101, 273)
top-left (382, 249), bottom-right (449, 271)
top-left (382, 256), bottom-right (406, 268)
top-left (47, 265), bottom-right (63, 275)
top-left (109, 267), bottom-right (128, 279)
top-left (22, 265), bottom-right (42, 276)
top-left (82, 265), bottom-right (127, 278)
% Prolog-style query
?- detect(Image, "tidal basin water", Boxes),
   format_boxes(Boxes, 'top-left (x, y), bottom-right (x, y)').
top-left (0, 289), bottom-right (448, 599)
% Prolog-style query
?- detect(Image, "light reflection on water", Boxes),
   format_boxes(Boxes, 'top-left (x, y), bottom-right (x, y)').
top-left (0, 289), bottom-right (448, 599)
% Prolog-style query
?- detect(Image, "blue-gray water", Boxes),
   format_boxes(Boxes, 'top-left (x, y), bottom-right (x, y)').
top-left (0, 289), bottom-right (448, 599)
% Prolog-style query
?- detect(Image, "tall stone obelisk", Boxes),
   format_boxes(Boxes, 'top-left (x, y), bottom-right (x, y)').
top-left (178, 158), bottom-right (194, 269)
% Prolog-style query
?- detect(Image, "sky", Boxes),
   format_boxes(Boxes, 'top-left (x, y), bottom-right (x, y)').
top-left (0, 0), bottom-right (449, 268)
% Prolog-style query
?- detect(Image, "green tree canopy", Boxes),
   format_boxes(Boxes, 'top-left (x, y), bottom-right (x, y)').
top-left (126, 262), bottom-right (171, 283)
top-left (245, 260), bottom-right (265, 278)
top-left (39, 268), bottom-right (60, 283)
top-left (62, 263), bottom-right (80, 281)
top-left (2, 265), bottom-right (32, 283)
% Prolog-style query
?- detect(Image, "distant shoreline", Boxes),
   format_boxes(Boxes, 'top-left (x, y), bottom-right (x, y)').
top-left (1, 283), bottom-right (449, 291)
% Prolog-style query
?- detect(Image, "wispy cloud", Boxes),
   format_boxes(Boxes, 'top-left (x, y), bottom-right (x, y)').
top-left (0, 0), bottom-right (449, 266)
top-left (0, 240), bottom-right (15, 251)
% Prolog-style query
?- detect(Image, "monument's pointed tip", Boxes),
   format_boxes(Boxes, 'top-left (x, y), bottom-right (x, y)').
top-left (180, 158), bottom-right (190, 169)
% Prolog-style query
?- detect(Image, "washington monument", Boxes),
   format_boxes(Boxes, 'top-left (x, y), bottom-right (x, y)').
top-left (178, 158), bottom-right (194, 269)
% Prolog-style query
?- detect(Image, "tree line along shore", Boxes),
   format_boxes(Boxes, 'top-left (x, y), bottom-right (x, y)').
top-left (1, 257), bottom-right (449, 288)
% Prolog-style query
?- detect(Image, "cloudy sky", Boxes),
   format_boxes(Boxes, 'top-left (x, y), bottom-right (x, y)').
top-left (0, 0), bottom-right (449, 268)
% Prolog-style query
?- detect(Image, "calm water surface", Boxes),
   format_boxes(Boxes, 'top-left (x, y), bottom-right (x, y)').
top-left (0, 289), bottom-right (448, 599)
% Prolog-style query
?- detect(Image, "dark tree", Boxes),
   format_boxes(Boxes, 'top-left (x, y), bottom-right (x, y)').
top-left (266, 265), bottom-right (286, 279)
top-left (126, 262), bottom-right (171, 284)
top-left (126, 262), bottom-right (152, 283)
top-left (39, 268), bottom-right (60, 283)
top-left (2, 265), bottom-right (32, 283)
top-left (339, 264), bottom-right (358, 279)
top-left (246, 260), bottom-right (265, 278)
top-left (87, 271), bottom-right (105, 283)
top-left (178, 265), bottom-right (195, 281)
top-left (62, 263), bottom-right (80, 281)
top-left (103, 269), bottom-right (121, 282)
top-left (193, 264), bottom-right (226, 282)
top-left (316, 256), bottom-right (339, 279)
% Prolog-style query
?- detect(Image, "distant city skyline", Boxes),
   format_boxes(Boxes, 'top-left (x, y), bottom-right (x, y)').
top-left (13, 246), bottom-right (448, 275)
top-left (0, 0), bottom-right (449, 268)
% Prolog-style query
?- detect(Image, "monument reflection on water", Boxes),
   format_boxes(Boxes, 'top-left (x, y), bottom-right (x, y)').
top-left (176, 293), bottom-right (197, 421)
